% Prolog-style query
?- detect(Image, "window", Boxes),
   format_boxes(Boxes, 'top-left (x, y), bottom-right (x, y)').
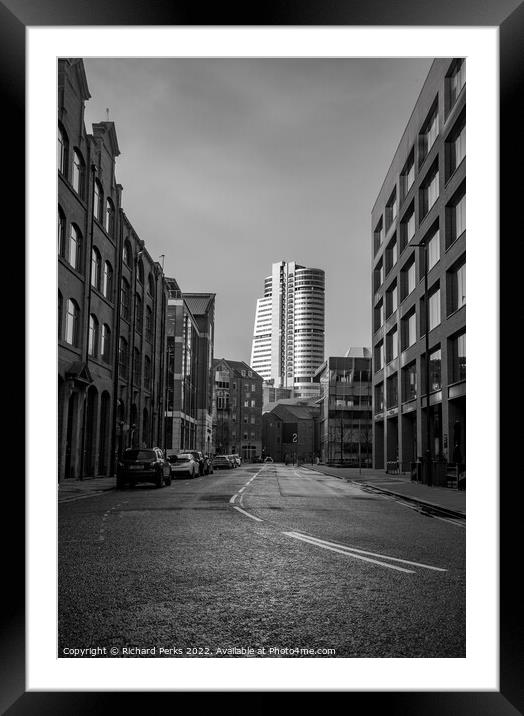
top-left (123, 240), bottom-right (132, 266)
top-left (133, 348), bottom-right (141, 385)
top-left (88, 314), bottom-right (99, 356)
top-left (425, 226), bottom-right (440, 272)
top-left (105, 198), bottom-right (115, 236)
top-left (427, 348), bottom-right (442, 392)
top-left (374, 383), bottom-right (384, 413)
top-left (402, 362), bottom-right (417, 402)
top-left (386, 326), bottom-right (398, 363)
top-left (57, 124), bottom-right (68, 177)
top-left (446, 110), bottom-right (466, 179)
top-left (58, 206), bottom-right (66, 257)
top-left (374, 340), bottom-right (384, 371)
top-left (386, 188), bottom-right (398, 230)
top-left (91, 247), bottom-right (101, 290)
top-left (374, 217), bottom-right (384, 254)
top-left (420, 161), bottom-right (439, 218)
top-left (446, 182), bottom-right (466, 247)
top-left (386, 374), bottom-right (398, 408)
top-left (385, 235), bottom-right (398, 274)
top-left (144, 356), bottom-right (152, 391)
top-left (145, 306), bottom-right (153, 341)
top-left (447, 257), bottom-right (466, 314)
top-left (68, 224), bottom-right (82, 271)
top-left (101, 324), bottom-right (111, 362)
top-left (402, 309), bottom-right (417, 349)
top-left (119, 337), bottom-right (128, 378)
top-left (72, 149), bottom-right (85, 198)
top-left (447, 59), bottom-right (466, 111)
top-left (401, 255), bottom-right (416, 301)
top-left (148, 273), bottom-right (155, 296)
top-left (450, 332), bottom-right (466, 382)
top-left (121, 278), bottom-right (130, 321)
top-left (386, 280), bottom-right (398, 317)
top-left (135, 294), bottom-right (143, 334)
top-left (103, 261), bottom-right (113, 300)
top-left (374, 299), bottom-right (384, 332)
top-left (426, 286), bottom-right (441, 331)
top-left (65, 299), bottom-right (80, 346)
top-left (401, 150), bottom-right (415, 199)
top-left (399, 203), bottom-right (415, 253)
top-left (374, 259), bottom-right (384, 292)
top-left (137, 259), bottom-right (144, 285)
top-left (58, 291), bottom-right (63, 339)
top-left (419, 101), bottom-right (439, 164)
top-left (93, 180), bottom-right (103, 222)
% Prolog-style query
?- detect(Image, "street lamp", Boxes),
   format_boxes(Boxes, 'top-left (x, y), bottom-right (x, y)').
top-left (411, 241), bottom-right (432, 486)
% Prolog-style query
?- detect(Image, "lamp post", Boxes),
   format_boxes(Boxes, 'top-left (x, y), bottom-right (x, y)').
top-left (412, 241), bottom-right (432, 486)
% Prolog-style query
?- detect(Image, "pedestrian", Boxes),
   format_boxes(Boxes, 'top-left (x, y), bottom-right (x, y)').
top-left (315, 455), bottom-right (320, 466)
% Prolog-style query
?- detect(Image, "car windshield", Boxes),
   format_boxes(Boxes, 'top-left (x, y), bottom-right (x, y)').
top-left (176, 454), bottom-right (191, 462)
top-left (123, 450), bottom-right (155, 461)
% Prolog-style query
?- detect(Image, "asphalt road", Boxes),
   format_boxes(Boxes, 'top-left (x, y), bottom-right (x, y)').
top-left (58, 463), bottom-right (465, 658)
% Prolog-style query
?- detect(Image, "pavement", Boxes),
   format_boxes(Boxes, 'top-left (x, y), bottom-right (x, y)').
top-left (58, 464), bottom-right (466, 519)
top-left (299, 464), bottom-right (466, 519)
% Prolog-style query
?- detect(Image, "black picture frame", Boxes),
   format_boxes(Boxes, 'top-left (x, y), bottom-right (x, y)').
top-left (4, 0), bottom-right (521, 712)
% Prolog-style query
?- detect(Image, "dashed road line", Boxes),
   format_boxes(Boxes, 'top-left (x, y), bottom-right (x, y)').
top-left (233, 505), bottom-right (263, 522)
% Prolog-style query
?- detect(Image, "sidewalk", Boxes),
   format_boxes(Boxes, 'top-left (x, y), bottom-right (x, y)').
top-left (58, 476), bottom-right (116, 503)
top-left (300, 464), bottom-right (466, 519)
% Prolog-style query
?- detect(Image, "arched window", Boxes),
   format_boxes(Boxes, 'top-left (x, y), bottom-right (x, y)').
top-left (101, 324), bottom-right (111, 362)
top-left (144, 356), bottom-right (152, 391)
top-left (68, 224), bottom-right (82, 271)
top-left (58, 206), bottom-right (66, 257)
top-left (105, 198), bottom-right (115, 236)
top-left (58, 291), bottom-right (63, 340)
top-left (93, 180), bottom-right (103, 222)
top-left (133, 347), bottom-right (141, 385)
top-left (103, 261), bottom-right (113, 299)
top-left (121, 278), bottom-right (130, 320)
top-left (137, 258), bottom-right (144, 284)
top-left (57, 124), bottom-right (68, 177)
top-left (91, 247), bottom-right (102, 290)
top-left (88, 314), bottom-right (99, 356)
top-left (148, 273), bottom-right (155, 296)
top-left (135, 294), bottom-right (143, 334)
top-left (145, 305), bottom-right (153, 341)
top-left (119, 337), bottom-right (128, 378)
top-left (123, 240), bottom-right (132, 266)
top-left (65, 299), bottom-right (80, 346)
top-left (72, 149), bottom-right (85, 198)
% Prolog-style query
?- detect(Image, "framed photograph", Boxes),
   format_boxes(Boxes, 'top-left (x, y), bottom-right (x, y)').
top-left (5, 0), bottom-right (519, 710)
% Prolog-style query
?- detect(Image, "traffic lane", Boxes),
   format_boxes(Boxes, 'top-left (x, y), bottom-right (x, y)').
top-left (241, 465), bottom-right (466, 573)
top-left (59, 479), bottom-right (463, 657)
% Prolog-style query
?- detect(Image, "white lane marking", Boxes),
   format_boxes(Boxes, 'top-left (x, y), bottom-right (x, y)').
top-left (239, 495), bottom-right (244, 506)
top-left (238, 487), bottom-right (246, 493)
top-left (283, 532), bottom-right (414, 573)
top-left (433, 515), bottom-right (466, 528)
top-left (233, 505), bottom-right (263, 522)
top-left (229, 494), bottom-right (237, 504)
top-left (287, 531), bottom-right (447, 572)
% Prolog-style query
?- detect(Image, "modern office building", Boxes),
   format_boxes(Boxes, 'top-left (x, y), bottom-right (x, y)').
top-left (313, 348), bottom-right (373, 466)
top-left (262, 381), bottom-right (293, 412)
top-left (212, 359), bottom-right (263, 461)
top-left (164, 280), bottom-right (215, 455)
top-left (371, 58), bottom-right (466, 479)
top-left (250, 261), bottom-right (325, 399)
top-left (58, 59), bottom-right (170, 481)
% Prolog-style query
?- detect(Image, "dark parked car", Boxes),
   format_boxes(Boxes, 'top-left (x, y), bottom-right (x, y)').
top-left (213, 455), bottom-right (233, 470)
top-left (117, 447), bottom-right (172, 489)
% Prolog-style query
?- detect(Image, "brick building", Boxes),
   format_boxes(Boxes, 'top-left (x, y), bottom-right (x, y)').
top-left (371, 58), bottom-right (466, 480)
top-left (58, 58), bottom-right (169, 481)
top-left (213, 359), bottom-right (263, 461)
top-left (262, 401), bottom-right (320, 464)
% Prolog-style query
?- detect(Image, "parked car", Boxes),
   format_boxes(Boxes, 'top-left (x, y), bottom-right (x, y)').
top-left (230, 454), bottom-right (241, 467)
top-left (213, 455), bottom-right (233, 470)
top-left (187, 450), bottom-right (206, 476)
top-left (117, 447), bottom-right (172, 489)
top-left (166, 451), bottom-right (200, 479)
top-left (227, 454), bottom-right (238, 468)
top-left (264, 456), bottom-right (274, 463)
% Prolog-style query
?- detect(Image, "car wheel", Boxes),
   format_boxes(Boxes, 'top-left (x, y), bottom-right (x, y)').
top-left (155, 472), bottom-right (164, 488)
top-left (165, 473), bottom-right (172, 486)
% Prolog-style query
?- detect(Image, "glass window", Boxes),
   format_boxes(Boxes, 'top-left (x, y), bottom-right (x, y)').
top-left (148, 274), bottom-right (155, 296)
top-left (68, 225), bottom-right (82, 271)
top-left (137, 259), bottom-right (144, 284)
top-left (65, 299), bottom-right (79, 346)
top-left (72, 149), bottom-right (85, 197)
top-left (420, 104), bottom-right (439, 162)
top-left (429, 288), bottom-right (441, 330)
top-left (428, 348), bottom-right (441, 391)
top-left (374, 341), bottom-right (384, 371)
top-left (456, 262), bottom-right (466, 309)
top-left (91, 247), bottom-right (101, 290)
top-left (133, 348), bottom-right (141, 385)
top-left (58, 207), bottom-right (66, 257)
top-left (121, 278), bottom-right (130, 321)
top-left (387, 374), bottom-right (398, 408)
top-left (105, 198), bottom-right (115, 236)
top-left (455, 193), bottom-right (466, 237)
top-left (57, 124), bottom-right (68, 176)
top-left (123, 240), bottom-right (132, 266)
top-left (402, 310), bottom-right (417, 349)
top-left (420, 162), bottom-right (439, 218)
top-left (103, 261), bottom-right (113, 299)
top-left (146, 306), bottom-right (153, 341)
top-left (58, 291), bottom-right (63, 340)
top-left (101, 324), bottom-right (111, 362)
top-left (374, 383), bottom-right (384, 413)
top-left (88, 314), bottom-right (99, 356)
top-left (119, 337), bottom-right (128, 377)
top-left (401, 151), bottom-right (415, 198)
top-left (144, 356), bottom-right (152, 390)
top-left (407, 260), bottom-right (416, 294)
top-left (446, 183), bottom-right (466, 247)
top-left (450, 332), bottom-right (466, 382)
top-left (136, 294), bottom-right (143, 334)
top-left (449, 59), bottom-right (466, 108)
top-left (386, 327), bottom-right (398, 363)
top-left (402, 362), bottom-right (417, 402)
top-left (427, 228), bottom-right (440, 271)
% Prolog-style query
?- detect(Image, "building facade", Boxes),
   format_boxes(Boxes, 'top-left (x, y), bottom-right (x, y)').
top-left (262, 402), bottom-right (320, 464)
top-left (250, 261), bottom-right (325, 399)
top-left (371, 58), bottom-right (466, 478)
top-left (58, 59), bottom-right (169, 481)
top-left (313, 348), bottom-right (373, 466)
top-left (164, 280), bottom-right (215, 455)
top-left (213, 359), bottom-right (263, 461)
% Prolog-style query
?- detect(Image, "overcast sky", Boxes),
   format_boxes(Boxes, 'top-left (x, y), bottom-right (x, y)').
top-left (83, 58), bottom-right (433, 363)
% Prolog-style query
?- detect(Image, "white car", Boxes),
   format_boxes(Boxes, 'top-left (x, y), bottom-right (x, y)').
top-left (166, 452), bottom-right (199, 479)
